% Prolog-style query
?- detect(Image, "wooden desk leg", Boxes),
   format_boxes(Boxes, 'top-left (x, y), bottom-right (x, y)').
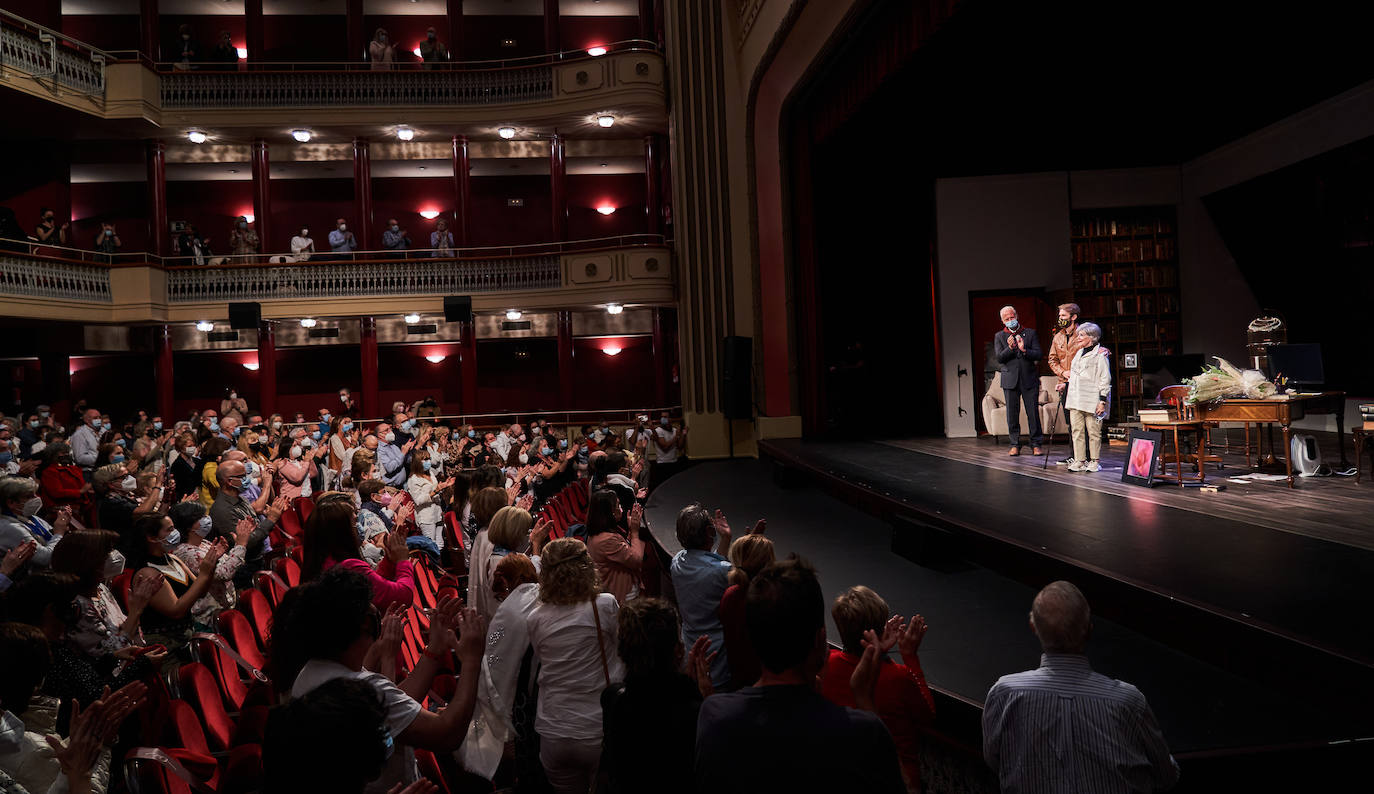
top-left (1174, 427), bottom-right (1184, 487)
top-left (1354, 432), bottom-right (1366, 485)
top-left (1198, 430), bottom-right (1207, 485)
top-left (1244, 423), bottom-right (1252, 469)
top-left (1282, 420), bottom-right (1294, 488)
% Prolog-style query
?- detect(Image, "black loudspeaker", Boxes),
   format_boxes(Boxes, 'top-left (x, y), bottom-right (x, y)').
top-left (228, 302), bottom-right (260, 330)
top-left (720, 336), bottom-right (753, 419)
top-left (444, 296), bottom-right (472, 323)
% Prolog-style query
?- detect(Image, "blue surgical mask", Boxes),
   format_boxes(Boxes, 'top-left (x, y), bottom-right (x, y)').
top-left (110, 454), bottom-right (126, 463)
top-left (401, 419), bottom-right (416, 431)
top-left (322, 413), bottom-right (332, 422)
top-left (422, 459), bottom-right (433, 472)
top-left (232, 426), bottom-right (241, 436)
top-left (467, 429), bottom-right (475, 438)
top-left (195, 515), bottom-right (213, 537)
top-left (116, 438), bottom-right (126, 447)
top-left (28, 420), bottom-right (39, 429)
top-left (161, 529), bottom-right (182, 549)
top-left (541, 446), bottom-right (551, 456)
top-left (342, 422), bottom-right (353, 432)
top-left (1005, 318), bottom-right (1020, 331)
top-left (209, 420), bottom-right (220, 432)
top-left (558, 439), bottom-right (568, 449)
top-left (311, 430), bottom-right (322, 441)
top-left (153, 421), bottom-right (163, 431)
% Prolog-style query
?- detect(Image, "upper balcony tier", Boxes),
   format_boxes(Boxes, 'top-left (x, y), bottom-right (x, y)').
top-left (0, 8), bottom-right (667, 130)
top-left (0, 235), bottom-right (674, 324)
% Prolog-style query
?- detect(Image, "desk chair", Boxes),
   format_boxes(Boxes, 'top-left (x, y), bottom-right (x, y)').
top-left (1141, 385), bottom-right (1211, 486)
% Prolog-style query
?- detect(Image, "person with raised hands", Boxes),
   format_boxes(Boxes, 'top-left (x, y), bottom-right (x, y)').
top-left (669, 504), bottom-right (738, 690)
top-left (120, 513), bottom-right (226, 662)
top-left (302, 492), bottom-right (416, 611)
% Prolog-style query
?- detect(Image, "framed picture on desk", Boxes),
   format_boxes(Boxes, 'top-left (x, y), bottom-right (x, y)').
top-left (1123, 429), bottom-right (1163, 487)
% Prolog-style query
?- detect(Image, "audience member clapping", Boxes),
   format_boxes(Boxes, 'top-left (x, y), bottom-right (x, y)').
top-left (669, 504), bottom-right (737, 689)
top-left (718, 527), bottom-right (773, 689)
top-left (301, 491), bottom-right (416, 610)
top-left (586, 489), bottom-right (646, 604)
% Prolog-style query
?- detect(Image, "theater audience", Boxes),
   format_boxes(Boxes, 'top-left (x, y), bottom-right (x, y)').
top-left (587, 489), bottom-right (645, 604)
top-left (651, 412), bottom-right (687, 488)
top-left (173, 24), bottom-right (199, 67)
top-left (93, 223), bottom-right (121, 258)
top-left (229, 217), bottom-right (259, 259)
top-left (819, 586), bottom-right (934, 793)
top-left (600, 597), bottom-right (711, 794)
top-left (718, 529), bottom-right (773, 689)
top-left (983, 580), bottom-right (1179, 793)
top-left (407, 449), bottom-right (453, 553)
top-left (669, 504), bottom-right (734, 689)
top-left (290, 225), bottom-right (315, 261)
top-left (70, 410), bottom-right (102, 473)
top-left (50, 529), bottom-right (159, 659)
top-left (526, 537), bottom-right (625, 794)
top-left (430, 219), bottom-right (454, 256)
top-left (120, 513), bottom-right (224, 659)
top-left (272, 567), bottom-right (483, 794)
top-left (0, 476), bottom-right (66, 567)
top-left (301, 491), bottom-right (416, 610)
top-left (382, 219), bottom-right (410, 253)
top-left (168, 501), bottom-right (249, 629)
top-left (695, 556), bottom-right (906, 793)
top-left (331, 218), bottom-right (359, 254)
top-left (34, 207), bottom-right (69, 246)
top-left (209, 30), bottom-right (238, 68)
top-left (468, 504), bottom-right (536, 622)
top-left (418, 27), bottom-right (448, 68)
top-left (208, 459), bottom-right (287, 586)
top-left (369, 28), bottom-right (396, 68)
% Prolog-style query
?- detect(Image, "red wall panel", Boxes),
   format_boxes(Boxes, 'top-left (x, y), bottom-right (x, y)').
top-left (460, 16), bottom-right (546, 61)
top-left (6, 0), bottom-right (62, 29)
top-left (169, 349), bottom-right (261, 420)
top-left (261, 16), bottom-right (348, 62)
top-left (274, 345), bottom-right (361, 418)
top-left (269, 178), bottom-right (355, 254)
top-left (60, 16), bottom-right (140, 52)
top-left (70, 182), bottom-right (149, 253)
top-left (166, 180), bottom-right (254, 256)
top-left (571, 335), bottom-right (654, 409)
top-left (0, 360), bottom-right (45, 415)
top-left (567, 173), bottom-right (646, 239)
top-left (69, 354), bottom-right (156, 422)
top-left (1, 146), bottom-right (70, 240)
top-left (469, 175), bottom-right (552, 246)
top-left (475, 338), bottom-right (560, 413)
top-left (377, 342), bottom-right (463, 415)
top-left (559, 16), bottom-right (640, 51)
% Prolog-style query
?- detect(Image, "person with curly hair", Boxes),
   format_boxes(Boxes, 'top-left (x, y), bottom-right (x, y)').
top-left (526, 538), bottom-right (625, 793)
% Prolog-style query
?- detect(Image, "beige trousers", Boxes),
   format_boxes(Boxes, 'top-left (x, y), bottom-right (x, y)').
top-left (1070, 409), bottom-right (1103, 462)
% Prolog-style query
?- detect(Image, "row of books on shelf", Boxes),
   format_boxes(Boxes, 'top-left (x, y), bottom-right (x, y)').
top-left (1116, 373), bottom-right (1144, 397)
top-left (1071, 216), bottom-right (1175, 238)
top-left (1072, 265), bottom-right (1178, 290)
top-left (1076, 294), bottom-right (1180, 317)
top-left (1072, 238), bottom-right (1177, 265)
top-left (1362, 402), bottom-right (1374, 429)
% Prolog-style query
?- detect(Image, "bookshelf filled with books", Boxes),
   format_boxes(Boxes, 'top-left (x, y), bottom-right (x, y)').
top-left (1071, 206), bottom-right (1180, 423)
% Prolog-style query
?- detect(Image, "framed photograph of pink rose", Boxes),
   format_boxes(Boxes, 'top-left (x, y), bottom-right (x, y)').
top-left (1123, 430), bottom-right (1162, 487)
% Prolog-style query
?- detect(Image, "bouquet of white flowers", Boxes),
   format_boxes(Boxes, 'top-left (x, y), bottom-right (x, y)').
top-left (1183, 357), bottom-right (1277, 404)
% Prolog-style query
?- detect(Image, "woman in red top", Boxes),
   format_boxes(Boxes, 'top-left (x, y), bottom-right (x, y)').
top-left (818, 586), bottom-right (934, 793)
top-left (36, 442), bottom-right (89, 517)
top-left (716, 528), bottom-right (773, 689)
top-left (300, 492), bottom-right (417, 610)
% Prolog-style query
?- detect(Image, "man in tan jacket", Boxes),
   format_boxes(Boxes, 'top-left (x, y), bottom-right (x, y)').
top-left (1047, 303), bottom-right (1085, 464)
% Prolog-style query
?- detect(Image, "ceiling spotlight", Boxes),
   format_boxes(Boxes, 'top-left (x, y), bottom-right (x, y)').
top-left (506, 310), bottom-right (522, 321)
top-left (602, 346), bottom-right (622, 356)
top-left (291, 129), bottom-right (312, 143)
top-left (235, 46), bottom-right (247, 59)
top-left (606, 304), bottom-right (623, 315)
top-left (404, 313), bottom-right (421, 324)
top-left (497, 126), bottom-right (516, 139)
top-left (425, 354), bottom-right (447, 363)
top-left (396, 127), bottom-right (414, 141)
top-left (196, 320), bottom-right (214, 332)
top-left (418, 210), bottom-right (440, 220)
top-left (242, 362), bottom-right (260, 371)
top-left (587, 46), bottom-right (608, 57)
top-left (597, 115), bottom-right (615, 128)
top-left (300, 318), bottom-right (317, 328)
top-left (187, 130), bottom-right (208, 144)
top-left (596, 205), bottom-right (616, 215)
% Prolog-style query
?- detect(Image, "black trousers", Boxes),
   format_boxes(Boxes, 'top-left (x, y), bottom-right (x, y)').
top-left (1004, 387), bottom-right (1043, 447)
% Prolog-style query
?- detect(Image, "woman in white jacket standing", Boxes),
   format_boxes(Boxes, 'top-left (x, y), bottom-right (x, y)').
top-left (406, 449), bottom-right (454, 551)
top-left (1065, 322), bottom-right (1112, 473)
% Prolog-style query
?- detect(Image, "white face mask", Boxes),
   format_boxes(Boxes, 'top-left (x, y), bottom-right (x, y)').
top-left (290, 445), bottom-right (303, 459)
top-left (119, 475), bottom-right (137, 492)
top-left (21, 496), bottom-right (43, 518)
top-left (338, 224), bottom-right (347, 232)
top-left (229, 392), bottom-right (237, 400)
top-left (518, 453), bottom-right (528, 464)
top-left (103, 550), bottom-right (126, 579)
top-left (384, 432), bottom-right (396, 444)
top-left (273, 421), bottom-right (283, 430)
top-left (194, 515), bottom-right (213, 537)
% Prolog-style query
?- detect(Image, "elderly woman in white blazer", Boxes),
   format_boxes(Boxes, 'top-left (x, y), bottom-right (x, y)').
top-left (1065, 322), bottom-right (1112, 472)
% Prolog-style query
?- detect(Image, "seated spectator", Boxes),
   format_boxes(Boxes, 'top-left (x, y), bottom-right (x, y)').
top-left (0, 621), bottom-right (147, 794)
top-left (290, 225), bottom-right (315, 261)
top-left (369, 28), bottom-right (396, 69)
top-left (120, 513), bottom-right (224, 660)
top-left (600, 598), bottom-right (710, 794)
top-left (168, 500), bottom-right (249, 630)
top-left (0, 476), bottom-right (67, 568)
top-left (263, 677), bottom-right (406, 794)
top-left (459, 552), bottom-right (541, 781)
top-left (272, 567), bottom-right (483, 794)
top-left (982, 581), bottom-right (1179, 793)
top-left (819, 586), bottom-right (935, 793)
top-left (50, 529), bottom-right (159, 659)
top-left (1, 540), bottom-right (36, 593)
top-left (418, 27), bottom-right (448, 68)
top-left (695, 556), bottom-right (906, 793)
top-left (196, 436), bottom-right (233, 503)
top-left (587, 489), bottom-right (645, 604)
top-left (6, 572), bottom-right (164, 736)
top-left (669, 504), bottom-right (733, 689)
top-left (301, 492), bottom-right (416, 610)
top-left (330, 218), bottom-right (359, 254)
top-left (719, 530), bottom-right (774, 689)
top-left (94, 463), bottom-right (157, 535)
top-left (525, 537), bottom-right (625, 794)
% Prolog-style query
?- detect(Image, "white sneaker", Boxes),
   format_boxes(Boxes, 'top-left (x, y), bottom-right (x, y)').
top-left (1085, 460), bottom-right (1101, 472)
top-left (1067, 459), bottom-right (1085, 472)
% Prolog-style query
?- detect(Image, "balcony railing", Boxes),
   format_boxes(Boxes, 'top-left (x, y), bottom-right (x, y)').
top-left (0, 249), bottom-right (112, 302)
top-left (155, 40), bottom-right (657, 109)
top-left (0, 9), bottom-right (109, 95)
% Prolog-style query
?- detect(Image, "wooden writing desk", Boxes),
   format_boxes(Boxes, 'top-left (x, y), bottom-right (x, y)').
top-left (1193, 391), bottom-right (1348, 488)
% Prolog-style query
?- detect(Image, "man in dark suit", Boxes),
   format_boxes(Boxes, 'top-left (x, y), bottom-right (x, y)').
top-left (994, 305), bottom-right (1044, 456)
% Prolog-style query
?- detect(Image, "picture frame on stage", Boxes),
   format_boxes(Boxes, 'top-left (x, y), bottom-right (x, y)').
top-left (1123, 429), bottom-right (1162, 487)
top-left (1122, 353), bottom-right (1138, 369)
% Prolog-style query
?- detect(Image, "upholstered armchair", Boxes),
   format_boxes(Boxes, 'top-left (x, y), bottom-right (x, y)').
top-left (981, 372), bottom-right (1063, 442)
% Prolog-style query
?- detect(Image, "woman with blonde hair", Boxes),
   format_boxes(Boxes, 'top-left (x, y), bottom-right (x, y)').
top-left (470, 505), bottom-right (550, 622)
top-left (464, 487), bottom-right (510, 615)
top-left (525, 537), bottom-right (624, 793)
top-left (718, 531), bottom-right (774, 689)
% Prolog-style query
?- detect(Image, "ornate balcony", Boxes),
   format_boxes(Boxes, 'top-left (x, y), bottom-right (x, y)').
top-left (0, 236), bottom-right (673, 323)
top-left (0, 10), bottom-right (109, 98)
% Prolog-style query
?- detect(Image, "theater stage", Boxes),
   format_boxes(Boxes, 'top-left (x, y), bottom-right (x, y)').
top-left (644, 436), bottom-right (1374, 758)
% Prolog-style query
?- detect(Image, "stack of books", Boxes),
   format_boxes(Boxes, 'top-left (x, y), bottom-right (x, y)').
top-left (1361, 403), bottom-right (1374, 430)
top-left (1138, 403), bottom-right (1172, 423)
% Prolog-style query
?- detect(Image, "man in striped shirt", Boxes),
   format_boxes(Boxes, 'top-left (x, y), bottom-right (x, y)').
top-left (982, 581), bottom-right (1179, 793)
